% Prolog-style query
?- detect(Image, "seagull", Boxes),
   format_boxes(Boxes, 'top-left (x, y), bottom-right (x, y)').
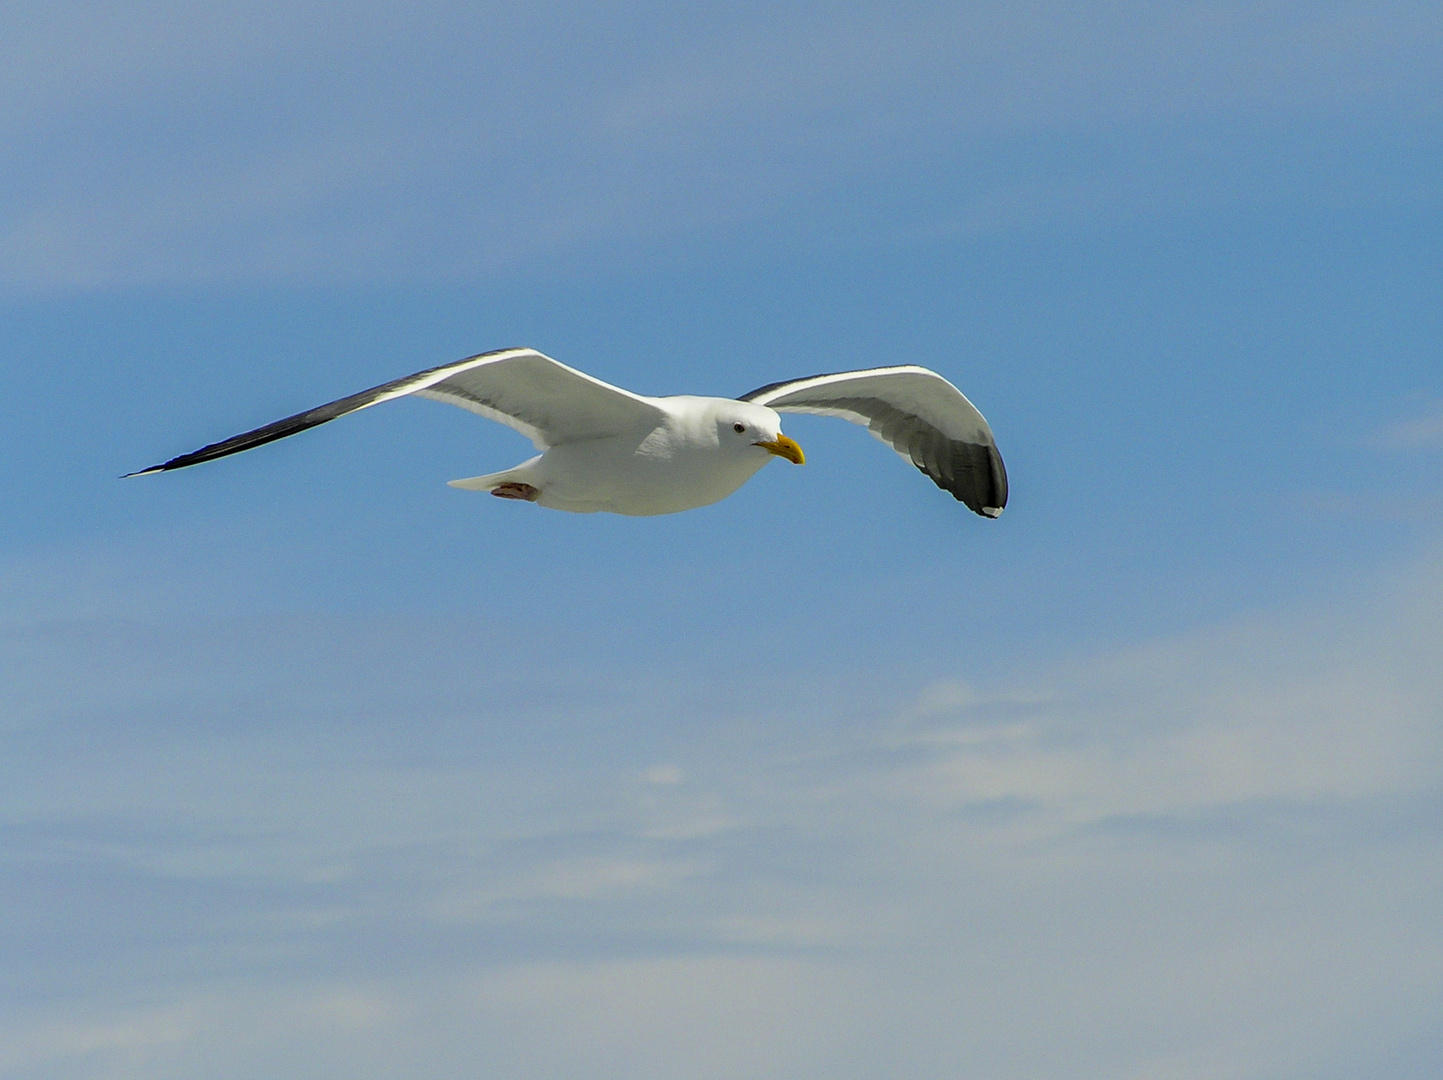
top-left (128, 347), bottom-right (1007, 518)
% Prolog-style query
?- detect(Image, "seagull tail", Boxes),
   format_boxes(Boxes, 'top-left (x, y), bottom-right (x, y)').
top-left (447, 456), bottom-right (542, 492)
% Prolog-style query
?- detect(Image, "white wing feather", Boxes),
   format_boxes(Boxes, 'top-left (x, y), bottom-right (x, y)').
top-left (740, 365), bottom-right (1008, 517)
top-left (128, 348), bottom-right (663, 473)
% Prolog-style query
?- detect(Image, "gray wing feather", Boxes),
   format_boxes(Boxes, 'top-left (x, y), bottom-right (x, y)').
top-left (740, 366), bottom-right (1008, 517)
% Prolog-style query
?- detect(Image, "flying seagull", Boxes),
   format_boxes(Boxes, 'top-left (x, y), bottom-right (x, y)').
top-left (128, 347), bottom-right (1007, 518)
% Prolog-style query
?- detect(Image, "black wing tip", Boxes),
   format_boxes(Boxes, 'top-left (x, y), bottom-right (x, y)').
top-left (924, 440), bottom-right (1007, 518)
top-left (119, 347), bottom-right (541, 483)
top-left (123, 449), bottom-right (216, 475)
top-left (949, 485), bottom-right (1007, 518)
top-left (957, 494), bottom-right (1007, 519)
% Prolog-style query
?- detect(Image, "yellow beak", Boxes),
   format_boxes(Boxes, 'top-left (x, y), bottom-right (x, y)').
top-left (755, 433), bottom-right (805, 465)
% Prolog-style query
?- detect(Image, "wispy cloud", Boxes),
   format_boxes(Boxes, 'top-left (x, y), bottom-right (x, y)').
top-left (1, 1), bottom-right (1438, 293)
top-left (1375, 404), bottom-right (1443, 449)
top-left (2, 540), bottom-right (1441, 1077)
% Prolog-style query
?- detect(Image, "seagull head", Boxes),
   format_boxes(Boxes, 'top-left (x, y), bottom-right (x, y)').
top-left (719, 403), bottom-right (804, 465)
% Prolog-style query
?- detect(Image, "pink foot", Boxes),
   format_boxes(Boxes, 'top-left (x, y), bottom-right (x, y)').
top-left (491, 482), bottom-right (540, 501)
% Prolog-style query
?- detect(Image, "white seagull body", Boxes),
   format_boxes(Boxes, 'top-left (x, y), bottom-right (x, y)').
top-left (130, 348), bottom-right (1008, 518)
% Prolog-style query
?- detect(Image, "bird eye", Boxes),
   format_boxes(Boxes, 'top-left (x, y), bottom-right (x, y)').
top-left (733, 422), bottom-right (746, 433)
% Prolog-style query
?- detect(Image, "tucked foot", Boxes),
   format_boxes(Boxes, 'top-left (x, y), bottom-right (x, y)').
top-left (491, 482), bottom-right (540, 501)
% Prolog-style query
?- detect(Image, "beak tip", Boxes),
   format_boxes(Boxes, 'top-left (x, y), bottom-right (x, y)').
top-left (759, 434), bottom-right (804, 465)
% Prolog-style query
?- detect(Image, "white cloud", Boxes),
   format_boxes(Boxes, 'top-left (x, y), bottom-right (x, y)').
top-left (0, 1004), bottom-right (195, 1074)
top-left (0, 1), bottom-right (1438, 292)
top-left (598, 1), bottom-right (1443, 141)
top-left (890, 632), bottom-right (1440, 826)
top-left (1375, 404), bottom-right (1443, 450)
top-left (429, 855), bottom-right (712, 922)
top-left (3, 531), bottom-right (1443, 1076)
top-left (641, 763), bottom-right (685, 785)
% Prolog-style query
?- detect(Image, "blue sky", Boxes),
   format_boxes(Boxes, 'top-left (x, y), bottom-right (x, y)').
top-left (2, 3), bottom-right (1441, 1077)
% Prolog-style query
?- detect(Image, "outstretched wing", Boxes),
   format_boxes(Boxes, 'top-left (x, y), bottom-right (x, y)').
top-left (740, 366), bottom-right (1007, 517)
top-left (127, 347), bottom-right (664, 475)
